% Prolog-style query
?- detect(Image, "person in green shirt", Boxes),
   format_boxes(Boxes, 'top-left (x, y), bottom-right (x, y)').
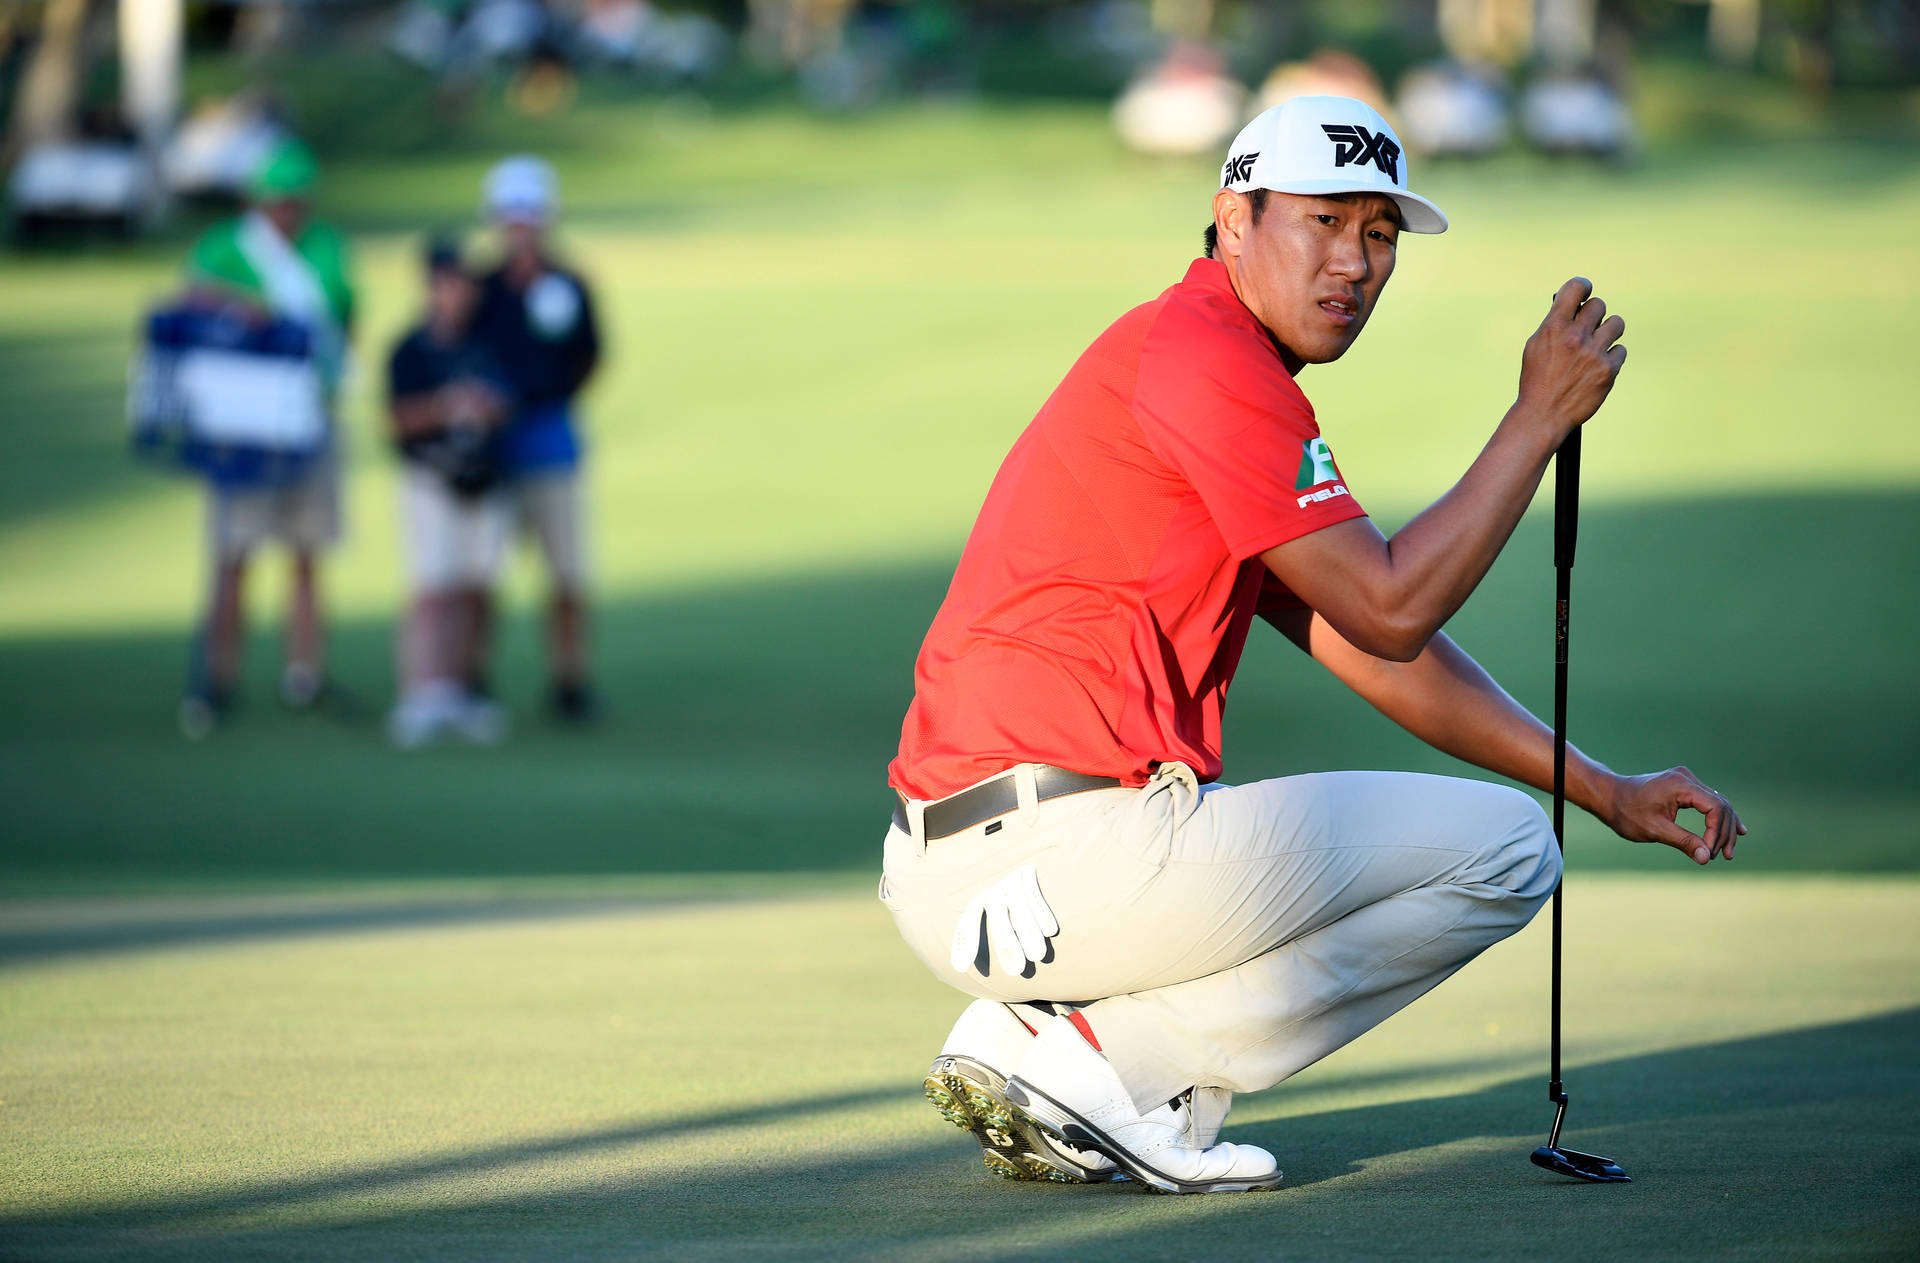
top-left (178, 137), bottom-right (359, 739)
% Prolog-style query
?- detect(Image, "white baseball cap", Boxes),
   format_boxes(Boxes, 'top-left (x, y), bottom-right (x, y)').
top-left (483, 154), bottom-right (557, 224)
top-left (1220, 95), bottom-right (1447, 234)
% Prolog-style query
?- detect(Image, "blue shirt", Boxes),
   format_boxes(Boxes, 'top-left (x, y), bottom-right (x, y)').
top-left (473, 262), bottom-right (601, 475)
top-left (498, 400), bottom-right (581, 474)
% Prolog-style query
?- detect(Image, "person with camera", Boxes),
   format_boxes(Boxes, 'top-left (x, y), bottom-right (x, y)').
top-left (385, 239), bottom-right (516, 747)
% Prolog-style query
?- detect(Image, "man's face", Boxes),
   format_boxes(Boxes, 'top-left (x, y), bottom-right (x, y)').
top-left (428, 267), bottom-right (476, 329)
top-left (260, 196), bottom-right (309, 240)
top-left (1214, 189), bottom-right (1400, 370)
top-left (500, 218), bottom-right (545, 259)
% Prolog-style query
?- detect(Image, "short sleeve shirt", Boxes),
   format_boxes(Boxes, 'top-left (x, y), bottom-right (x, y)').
top-left (889, 258), bottom-right (1367, 802)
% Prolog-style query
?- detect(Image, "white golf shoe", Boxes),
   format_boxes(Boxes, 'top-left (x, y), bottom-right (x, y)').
top-left (1006, 1016), bottom-right (1281, 1194)
top-left (923, 1000), bottom-right (1120, 1184)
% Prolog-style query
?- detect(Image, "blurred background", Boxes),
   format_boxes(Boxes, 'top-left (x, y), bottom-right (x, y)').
top-left (0, 0), bottom-right (1915, 886)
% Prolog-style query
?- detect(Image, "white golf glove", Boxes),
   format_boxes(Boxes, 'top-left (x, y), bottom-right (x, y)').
top-left (949, 864), bottom-right (1059, 978)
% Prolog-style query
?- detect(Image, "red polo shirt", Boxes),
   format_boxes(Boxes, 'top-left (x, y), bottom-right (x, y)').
top-left (889, 258), bottom-right (1368, 802)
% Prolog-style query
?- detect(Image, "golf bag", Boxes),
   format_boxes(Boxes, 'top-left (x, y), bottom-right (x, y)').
top-left (128, 303), bottom-right (329, 489)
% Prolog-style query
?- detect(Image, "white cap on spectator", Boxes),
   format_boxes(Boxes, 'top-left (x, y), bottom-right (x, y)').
top-left (1220, 95), bottom-right (1447, 233)
top-left (483, 155), bottom-right (558, 225)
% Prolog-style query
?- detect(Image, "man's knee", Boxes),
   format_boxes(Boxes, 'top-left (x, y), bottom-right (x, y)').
top-left (1478, 786), bottom-right (1561, 906)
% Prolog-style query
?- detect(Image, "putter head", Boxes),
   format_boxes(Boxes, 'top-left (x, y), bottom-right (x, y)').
top-left (1532, 1145), bottom-right (1630, 1183)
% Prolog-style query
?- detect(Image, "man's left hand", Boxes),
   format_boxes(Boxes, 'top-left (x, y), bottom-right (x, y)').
top-left (1602, 767), bottom-right (1746, 865)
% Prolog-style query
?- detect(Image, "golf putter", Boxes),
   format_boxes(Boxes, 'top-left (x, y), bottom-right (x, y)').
top-left (1530, 428), bottom-right (1630, 1184)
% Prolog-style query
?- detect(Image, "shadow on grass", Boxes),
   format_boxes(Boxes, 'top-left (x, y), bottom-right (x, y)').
top-left (2, 490), bottom-right (1914, 883)
top-left (2, 1008), bottom-right (1914, 1261)
top-left (0, 329), bottom-right (155, 531)
top-left (0, 891), bottom-right (772, 965)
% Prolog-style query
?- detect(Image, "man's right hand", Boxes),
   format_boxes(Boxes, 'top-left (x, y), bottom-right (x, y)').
top-left (441, 380), bottom-right (508, 429)
top-left (1600, 766), bottom-right (1746, 865)
top-left (1513, 276), bottom-right (1629, 440)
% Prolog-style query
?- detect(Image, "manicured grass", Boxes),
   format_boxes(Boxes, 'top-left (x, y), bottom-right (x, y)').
top-left (1, 876), bottom-right (1916, 1260)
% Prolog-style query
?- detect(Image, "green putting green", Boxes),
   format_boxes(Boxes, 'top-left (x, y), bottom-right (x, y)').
top-left (2, 876), bottom-right (1916, 1259)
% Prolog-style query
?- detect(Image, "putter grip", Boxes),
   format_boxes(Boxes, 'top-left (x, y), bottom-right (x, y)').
top-left (1555, 429), bottom-right (1582, 570)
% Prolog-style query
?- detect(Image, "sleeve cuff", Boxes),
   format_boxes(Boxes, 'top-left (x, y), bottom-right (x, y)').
top-left (1226, 497), bottom-right (1370, 561)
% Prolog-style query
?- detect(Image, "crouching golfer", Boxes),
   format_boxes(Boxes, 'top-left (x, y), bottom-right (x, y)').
top-left (880, 96), bottom-right (1746, 1194)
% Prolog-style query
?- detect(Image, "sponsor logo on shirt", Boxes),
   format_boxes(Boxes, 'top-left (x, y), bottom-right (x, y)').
top-left (1295, 437), bottom-right (1348, 508)
top-left (1321, 124), bottom-right (1402, 183)
top-left (1295, 437), bottom-right (1341, 490)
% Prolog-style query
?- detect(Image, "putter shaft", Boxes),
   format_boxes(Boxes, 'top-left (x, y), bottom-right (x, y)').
top-left (1529, 430), bottom-right (1627, 1183)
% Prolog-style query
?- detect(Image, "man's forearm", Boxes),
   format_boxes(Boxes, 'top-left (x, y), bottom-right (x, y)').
top-left (1376, 408), bottom-right (1561, 639)
top-left (1280, 610), bottom-right (1618, 820)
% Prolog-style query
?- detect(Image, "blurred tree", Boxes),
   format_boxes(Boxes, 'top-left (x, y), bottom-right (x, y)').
top-left (7, 0), bottom-right (97, 157)
top-left (1437, 0), bottom-right (1534, 64)
top-left (234, 0), bottom-right (303, 58)
top-left (1151, 0), bottom-right (1215, 40)
top-left (1780, 0), bottom-right (1836, 99)
top-left (1707, 0), bottom-right (1761, 61)
top-left (120, 0), bottom-right (182, 156)
top-left (1536, 0), bottom-right (1599, 64)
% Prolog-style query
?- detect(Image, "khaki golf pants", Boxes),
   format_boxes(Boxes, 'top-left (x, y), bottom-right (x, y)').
top-left (881, 762), bottom-right (1561, 1111)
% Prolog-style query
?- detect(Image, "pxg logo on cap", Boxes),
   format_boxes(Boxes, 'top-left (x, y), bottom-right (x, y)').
top-left (1321, 123), bottom-right (1401, 181)
top-left (1218, 95), bottom-right (1448, 234)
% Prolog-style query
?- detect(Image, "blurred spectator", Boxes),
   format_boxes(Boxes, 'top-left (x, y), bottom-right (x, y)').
top-left (473, 155), bottom-right (603, 723)
top-left (1520, 68), bottom-right (1632, 157)
top-left (162, 94), bottom-right (288, 201)
top-left (177, 138), bottom-right (356, 737)
top-left (799, 37), bottom-right (899, 112)
top-left (1395, 61), bottom-right (1510, 158)
top-left (9, 130), bottom-right (158, 238)
top-left (577, 0), bottom-right (651, 64)
top-left (462, 0), bottom-right (551, 65)
top-left (1112, 41), bottom-right (1244, 156)
top-left (576, 0), bottom-right (731, 81)
top-left (1075, 0), bottom-right (1165, 70)
top-left (390, 0), bottom-right (550, 81)
top-left (390, 0), bottom-right (727, 86)
top-left (388, 0), bottom-right (467, 72)
top-left (745, 0), bottom-right (855, 69)
top-left (386, 239), bottom-right (514, 748)
top-left (1255, 50), bottom-right (1387, 117)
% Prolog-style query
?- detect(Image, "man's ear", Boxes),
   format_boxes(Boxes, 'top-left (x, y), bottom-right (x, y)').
top-left (1212, 189), bottom-right (1251, 261)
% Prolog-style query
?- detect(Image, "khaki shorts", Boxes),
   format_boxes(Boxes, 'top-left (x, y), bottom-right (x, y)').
top-left (511, 470), bottom-right (587, 593)
top-left (210, 453), bottom-right (342, 559)
top-left (400, 465), bottom-right (509, 593)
